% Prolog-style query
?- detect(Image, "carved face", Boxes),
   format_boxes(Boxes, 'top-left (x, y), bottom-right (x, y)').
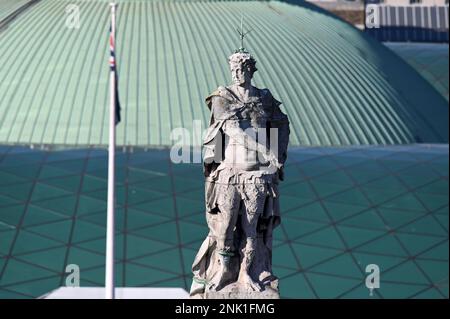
top-left (230, 63), bottom-right (253, 86)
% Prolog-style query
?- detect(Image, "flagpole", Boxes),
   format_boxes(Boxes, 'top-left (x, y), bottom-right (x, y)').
top-left (105, 2), bottom-right (117, 300)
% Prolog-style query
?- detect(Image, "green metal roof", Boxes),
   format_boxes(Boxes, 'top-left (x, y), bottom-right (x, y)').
top-left (0, 144), bottom-right (448, 298)
top-left (0, 0), bottom-right (32, 22)
top-left (0, 0), bottom-right (448, 147)
top-left (386, 42), bottom-right (449, 103)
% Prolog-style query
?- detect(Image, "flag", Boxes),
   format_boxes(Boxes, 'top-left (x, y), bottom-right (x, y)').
top-left (110, 24), bottom-right (121, 125)
top-left (105, 2), bottom-right (119, 300)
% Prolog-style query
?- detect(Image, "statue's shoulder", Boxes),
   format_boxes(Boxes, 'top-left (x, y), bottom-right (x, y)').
top-left (260, 88), bottom-right (282, 107)
top-left (205, 86), bottom-right (235, 110)
top-left (260, 88), bottom-right (272, 97)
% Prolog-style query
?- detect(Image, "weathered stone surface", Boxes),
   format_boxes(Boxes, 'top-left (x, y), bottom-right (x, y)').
top-left (203, 282), bottom-right (280, 299)
top-left (190, 48), bottom-right (290, 299)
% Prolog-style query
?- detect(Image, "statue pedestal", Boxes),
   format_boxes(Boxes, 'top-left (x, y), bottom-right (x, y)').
top-left (194, 282), bottom-right (280, 299)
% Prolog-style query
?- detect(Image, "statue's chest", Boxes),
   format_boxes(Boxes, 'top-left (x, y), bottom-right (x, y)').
top-left (226, 100), bottom-right (273, 124)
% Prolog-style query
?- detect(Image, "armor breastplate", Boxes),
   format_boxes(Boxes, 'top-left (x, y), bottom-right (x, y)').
top-left (220, 88), bottom-right (274, 130)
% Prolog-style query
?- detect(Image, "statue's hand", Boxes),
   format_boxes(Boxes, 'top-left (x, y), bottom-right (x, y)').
top-left (266, 151), bottom-right (282, 169)
top-left (259, 151), bottom-right (282, 175)
top-left (278, 166), bottom-right (285, 181)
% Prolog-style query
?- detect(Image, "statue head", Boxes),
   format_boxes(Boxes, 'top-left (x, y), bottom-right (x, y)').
top-left (228, 51), bottom-right (257, 86)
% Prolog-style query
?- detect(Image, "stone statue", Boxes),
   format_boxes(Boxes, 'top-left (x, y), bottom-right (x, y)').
top-left (190, 47), bottom-right (290, 299)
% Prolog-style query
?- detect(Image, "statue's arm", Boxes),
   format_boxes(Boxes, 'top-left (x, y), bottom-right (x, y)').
top-left (271, 101), bottom-right (290, 166)
top-left (203, 129), bottom-right (222, 177)
top-left (262, 89), bottom-right (290, 180)
top-left (203, 96), bottom-right (226, 177)
top-left (222, 124), bottom-right (282, 171)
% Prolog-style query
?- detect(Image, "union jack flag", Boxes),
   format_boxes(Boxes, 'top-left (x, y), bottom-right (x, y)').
top-left (110, 24), bottom-right (121, 125)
